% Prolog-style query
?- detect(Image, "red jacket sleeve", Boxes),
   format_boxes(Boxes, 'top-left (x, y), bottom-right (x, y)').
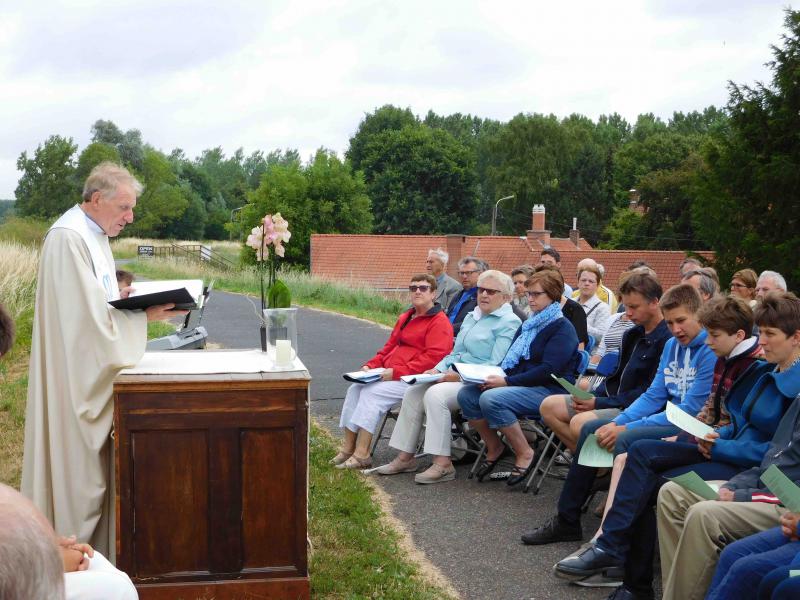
top-left (391, 313), bottom-right (454, 379)
top-left (364, 311), bottom-right (411, 368)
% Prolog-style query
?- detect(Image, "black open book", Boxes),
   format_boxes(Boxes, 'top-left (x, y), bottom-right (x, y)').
top-left (109, 280), bottom-right (204, 311)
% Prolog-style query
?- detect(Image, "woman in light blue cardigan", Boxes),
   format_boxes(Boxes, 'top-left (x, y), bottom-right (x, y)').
top-left (376, 270), bottom-right (522, 484)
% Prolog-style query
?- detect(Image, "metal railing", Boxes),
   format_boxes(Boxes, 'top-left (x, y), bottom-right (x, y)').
top-left (152, 243), bottom-right (237, 271)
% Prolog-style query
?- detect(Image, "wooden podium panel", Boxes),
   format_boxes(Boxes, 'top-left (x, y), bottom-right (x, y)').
top-left (113, 368), bottom-right (310, 599)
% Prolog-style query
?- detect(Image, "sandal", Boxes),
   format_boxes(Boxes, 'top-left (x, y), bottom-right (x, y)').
top-left (330, 451), bottom-right (353, 466)
top-left (475, 446), bottom-right (511, 482)
top-left (506, 458), bottom-right (536, 487)
top-left (336, 455), bottom-right (373, 470)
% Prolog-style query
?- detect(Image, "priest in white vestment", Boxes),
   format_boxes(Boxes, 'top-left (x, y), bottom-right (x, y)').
top-left (21, 162), bottom-right (182, 561)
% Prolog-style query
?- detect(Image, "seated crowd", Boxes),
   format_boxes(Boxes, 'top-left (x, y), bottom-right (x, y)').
top-left (334, 246), bottom-right (800, 600)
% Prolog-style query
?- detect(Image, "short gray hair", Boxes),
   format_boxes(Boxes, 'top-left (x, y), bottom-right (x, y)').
top-left (683, 269), bottom-right (720, 299)
top-left (478, 270), bottom-right (514, 296)
top-left (82, 161), bottom-right (143, 202)
top-left (458, 256), bottom-right (488, 272)
top-left (758, 270), bottom-right (788, 291)
top-left (0, 485), bottom-right (65, 600)
top-left (427, 248), bottom-right (449, 265)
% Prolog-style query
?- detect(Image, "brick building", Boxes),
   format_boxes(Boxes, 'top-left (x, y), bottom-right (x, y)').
top-left (310, 205), bottom-right (712, 293)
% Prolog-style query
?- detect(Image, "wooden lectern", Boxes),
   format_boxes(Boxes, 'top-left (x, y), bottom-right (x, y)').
top-left (113, 363), bottom-right (311, 599)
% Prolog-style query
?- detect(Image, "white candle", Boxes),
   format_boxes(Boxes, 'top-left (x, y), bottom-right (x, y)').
top-left (275, 339), bottom-right (294, 367)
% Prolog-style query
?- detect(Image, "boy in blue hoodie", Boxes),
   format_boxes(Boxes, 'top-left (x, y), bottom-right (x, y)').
top-left (522, 284), bottom-right (716, 547)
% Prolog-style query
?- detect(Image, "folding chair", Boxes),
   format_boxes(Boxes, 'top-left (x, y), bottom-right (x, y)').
top-left (371, 403), bottom-right (484, 461)
top-left (520, 350), bottom-right (592, 493)
top-left (585, 334), bottom-right (596, 354)
top-left (369, 403), bottom-right (402, 457)
top-left (586, 351), bottom-right (620, 393)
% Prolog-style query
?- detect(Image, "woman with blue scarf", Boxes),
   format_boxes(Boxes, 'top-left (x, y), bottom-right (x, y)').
top-left (458, 269), bottom-right (580, 486)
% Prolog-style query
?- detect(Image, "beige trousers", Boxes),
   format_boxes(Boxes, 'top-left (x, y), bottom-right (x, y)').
top-left (389, 382), bottom-right (464, 457)
top-left (657, 481), bottom-right (785, 600)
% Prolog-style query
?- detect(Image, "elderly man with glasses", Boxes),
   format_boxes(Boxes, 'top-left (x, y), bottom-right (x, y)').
top-left (447, 256), bottom-right (489, 336)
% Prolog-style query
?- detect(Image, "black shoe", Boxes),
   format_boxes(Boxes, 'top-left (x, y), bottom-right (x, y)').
top-left (475, 445), bottom-right (510, 482)
top-left (521, 515), bottom-right (583, 545)
top-left (554, 544), bottom-right (622, 579)
top-left (507, 458), bottom-right (536, 487)
top-left (605, 585), bottom-right (654, 600)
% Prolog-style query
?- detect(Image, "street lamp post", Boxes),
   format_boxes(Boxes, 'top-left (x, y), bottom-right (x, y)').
top-left (491, 194), bottom-right (515, 236)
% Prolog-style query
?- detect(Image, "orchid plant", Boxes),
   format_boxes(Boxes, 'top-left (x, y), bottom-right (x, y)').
top-left (245, 213), bottom-right (293, 313)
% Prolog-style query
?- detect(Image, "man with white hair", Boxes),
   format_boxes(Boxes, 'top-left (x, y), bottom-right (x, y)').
top-left (572, 257), bottom-right (618, 312)
top-left (22, 162), bottom-right (182, 560)
top-left (756, 270), bottom-right (788, 298)
top-left (0, 483), bottom-right (65, 600)
top-left (426, 248), bottom-right (461, 312)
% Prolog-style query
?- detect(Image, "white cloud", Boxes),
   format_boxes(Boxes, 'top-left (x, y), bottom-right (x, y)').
top-left (0, 0), bottom-right (790, 197)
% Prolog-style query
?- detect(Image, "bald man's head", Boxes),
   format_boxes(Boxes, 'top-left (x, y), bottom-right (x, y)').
top-left (0, 484), bottom-right (64, 599)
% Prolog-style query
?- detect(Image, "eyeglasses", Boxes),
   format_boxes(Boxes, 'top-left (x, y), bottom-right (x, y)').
top-left (408, 284), bottom-right (432, 292)
top-left (730, 282), bottom-right (749, 289)
top-left (526, 291), bottom-right (548, 298)
top-left (477, 287), bottom-right (502, 296)
top-left (458, 270), bottom-right (479, 276)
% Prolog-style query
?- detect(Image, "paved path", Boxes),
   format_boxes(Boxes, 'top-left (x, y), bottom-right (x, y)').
top-left (197, 289), bottom-right (609, 600)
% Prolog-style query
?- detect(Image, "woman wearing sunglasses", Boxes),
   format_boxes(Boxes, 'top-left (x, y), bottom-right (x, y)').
top-left (375, 270), bottom-right (522, 483)
top-left (458, 269), bottom-right (580, 485)
top-left (333, 274), bottom-right (454, 469)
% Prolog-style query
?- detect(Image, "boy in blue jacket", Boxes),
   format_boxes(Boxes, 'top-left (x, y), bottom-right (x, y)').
top-left (523, 284), bottom-right (716, 547)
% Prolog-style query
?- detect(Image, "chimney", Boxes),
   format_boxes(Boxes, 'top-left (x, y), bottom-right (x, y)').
top-left (569, 217), bottom-right (580, 248)
top-left (628, 188), bottom-right (645, 213)
top-left (445, 234), bottom-right (465, 278)
top-left (527, 204), bottom-right (550, 246)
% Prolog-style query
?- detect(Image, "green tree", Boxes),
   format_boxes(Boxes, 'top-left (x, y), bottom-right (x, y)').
top-left (359, 125), bottom-right (478, 234)
top-left (90, 119), bottom-right (144, 171)
top-left (75, 142), bottom-right (121, 184)
top-left (195, 147), bottom-right (248, 209)
top-left (125, 148), bottom-right (189, 237)
top-left (600, 207), bottom-right (645, 249)
top-left (305, 149), bottom-right (372, 234)
top-left (693, 9), bottom-right (800, 289)
top-left (636, 153), bottom-right (707, 250)
top-left (15, 135), bottom-right (78, 218)
top-left (240, 161), bottom-right (309, 264)
top-left (240, 150), bottom-right (375, 265)
top-left (347, 105), bottom-right (418, 172)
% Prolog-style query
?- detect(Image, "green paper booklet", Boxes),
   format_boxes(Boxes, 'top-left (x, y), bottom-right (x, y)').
top-left (667, 471), bottom-right (719, 501)
top-left (760, 464), bottom-right (800, 513)
top-left (550, 374), bottom-right (594, 401)
top-left (577, 434), bottom-right (613, 467)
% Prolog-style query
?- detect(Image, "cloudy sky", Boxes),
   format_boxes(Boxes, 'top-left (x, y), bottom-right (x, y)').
top-left (0, 0), bottom-right (790, 198)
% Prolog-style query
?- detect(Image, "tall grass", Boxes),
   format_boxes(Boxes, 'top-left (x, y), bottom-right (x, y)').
top-left (0, 216), bottom-right (49, 248)
top-left (130, 258), bottom-right (407, 327)
top-left (0, 240), bottom-right (38, 486)
top-left (0, 241), bottom-right (39, 319)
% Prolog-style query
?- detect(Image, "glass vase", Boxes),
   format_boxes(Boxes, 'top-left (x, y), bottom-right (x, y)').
top-left (262, 307), bottom-right (298, 366)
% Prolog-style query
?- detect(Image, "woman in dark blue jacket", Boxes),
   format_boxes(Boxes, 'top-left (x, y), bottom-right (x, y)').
top-left (458, 269), bottom-right (579, 485)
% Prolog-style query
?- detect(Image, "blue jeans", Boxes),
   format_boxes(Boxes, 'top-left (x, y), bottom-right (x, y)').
top-left (759, 563), bottom-right (800, 599)
top-left (457, 383), bottom-right (553, 428)
top-left (593, 439), bottom-right (742, 596)
top-left (556, 420), bottom-right (679, 526)
top-left (706, 527), bottom-right (800, 599)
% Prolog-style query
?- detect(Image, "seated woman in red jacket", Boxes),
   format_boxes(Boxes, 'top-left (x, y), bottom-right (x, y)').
top-left (332, 274), bottom-right (454, 469)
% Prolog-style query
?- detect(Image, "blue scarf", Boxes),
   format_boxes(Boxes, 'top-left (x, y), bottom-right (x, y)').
top-left (501, 301), bottom-right (562, 370)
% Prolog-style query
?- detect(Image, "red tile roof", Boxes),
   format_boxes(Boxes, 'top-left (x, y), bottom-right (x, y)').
top-left (310, 234), bottom-right (713, 292)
